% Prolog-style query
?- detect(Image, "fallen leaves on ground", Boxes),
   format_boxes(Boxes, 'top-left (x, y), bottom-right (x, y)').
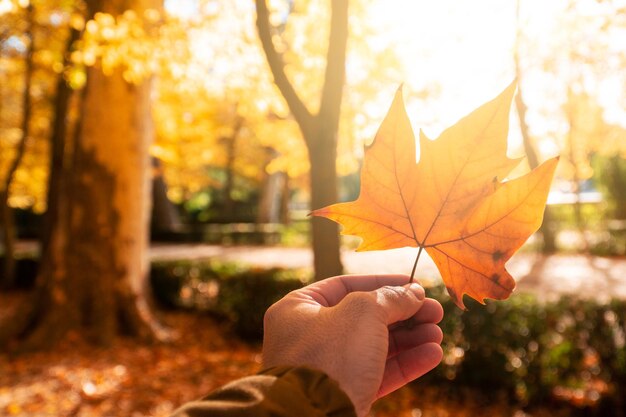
top-left (0, 312), bottom-right (261, 417)
top-left (0, 308), bottom-right (603, 417)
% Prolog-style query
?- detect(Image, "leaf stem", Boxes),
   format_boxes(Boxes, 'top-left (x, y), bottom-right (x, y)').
top-left (410, 246), bottom-right (424, 283)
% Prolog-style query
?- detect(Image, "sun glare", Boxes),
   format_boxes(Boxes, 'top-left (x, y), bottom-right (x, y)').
top-left (164, 0), bottom-right (199, 20)
top-left (0, 0), bottom-right (13, 15)
top-left (358, 0), bottom-right (624, 160)
top-left (357, 0), bottom-right (524, 159)
top-left (365, 1), bottom-right (517, 126)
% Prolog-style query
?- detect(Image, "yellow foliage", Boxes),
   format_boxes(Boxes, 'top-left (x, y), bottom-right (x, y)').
top-left (2, 0), bottom-right (624, 217)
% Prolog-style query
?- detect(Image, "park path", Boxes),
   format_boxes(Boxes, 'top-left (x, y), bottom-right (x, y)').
top-left (150, 243), bottom-right (626, 301)
top-left (15, 240), bottom-right (626, 300)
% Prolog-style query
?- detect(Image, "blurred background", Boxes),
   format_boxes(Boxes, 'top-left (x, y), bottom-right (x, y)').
top-left (0, 0), bottom-right (625, 416)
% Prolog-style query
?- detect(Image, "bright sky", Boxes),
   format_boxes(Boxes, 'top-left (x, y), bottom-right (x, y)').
top-left (364, 0), bottom-right (624, 157)
top-left (360, 0), bottom-right (523, 156)
top-left (165, 0), bottom-right (625, 161)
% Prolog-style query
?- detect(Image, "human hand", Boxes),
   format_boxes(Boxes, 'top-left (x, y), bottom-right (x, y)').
top-left (262, 274), bottom-right (444, 417)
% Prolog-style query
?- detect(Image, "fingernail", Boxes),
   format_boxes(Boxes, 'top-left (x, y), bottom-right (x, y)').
top-left (409, 283), bottom-right (425, 300)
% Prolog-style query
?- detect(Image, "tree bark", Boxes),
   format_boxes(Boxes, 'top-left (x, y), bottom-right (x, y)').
top-left (7, 0), bottom-right (168, 349)
top-left (257, 148), bottom-right (285, 224)
top-left (256, 172), bottom-right (286, 224)
top-left (256, 0), bottom-right (347, 279)
top-left (151, 157), bottom-right (180, 236)
top-left (0, 4), bottom-right (34, 289)
top-left (41, 25), bottom-right (81, 255)
top-left (309, 131), bottom-right (342, 279)
top-left (0, 196), bottom-right (16, 289)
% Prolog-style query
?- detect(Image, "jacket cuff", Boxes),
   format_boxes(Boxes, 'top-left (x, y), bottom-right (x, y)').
top-left (171, 365), bottom-right (357, 417)
top-left (259, 366), bottom-right (357, 417)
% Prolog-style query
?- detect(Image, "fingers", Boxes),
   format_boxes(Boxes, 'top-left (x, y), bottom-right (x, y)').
top-left (378, 343), bottom-right (443, 398)
top-left (411, 298), bottom-right (444, 324)
top-left (332, 282), bottom-right (425, 325)
top-left (388, 323), bottom-right (442, 358)
top-left (297, 274), bottom-right (412, 307)
top-left (369, 283), bottom-right (425, 325)
top-left (388, 298), bottom-right (444, 332)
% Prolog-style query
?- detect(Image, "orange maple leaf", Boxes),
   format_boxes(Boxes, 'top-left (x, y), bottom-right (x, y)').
top-left (311, 82), bottom-right (558, 309)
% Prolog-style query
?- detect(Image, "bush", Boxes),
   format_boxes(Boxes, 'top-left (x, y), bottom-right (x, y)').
top-left (421, 287), bottom-right (626, 415)
top-left (150, 260), bottom-right (198, 309)
top-left (217, 268), bottom-right (308, 339)
top-left (149, 260), bottom-right (309, 339)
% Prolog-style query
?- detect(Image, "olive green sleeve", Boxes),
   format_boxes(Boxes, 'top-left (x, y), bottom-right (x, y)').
top-left (170, 366), bottom-right (357, 417)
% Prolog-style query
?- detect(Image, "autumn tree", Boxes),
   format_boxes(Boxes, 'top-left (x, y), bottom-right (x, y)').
top-left (1, 0), bottom-right (167, 348)
top-left (152, 3), bottom-right (303, 225)
top-left (0, 0), bottom-right (86, 287)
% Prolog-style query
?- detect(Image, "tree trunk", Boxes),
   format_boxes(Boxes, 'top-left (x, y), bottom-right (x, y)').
top-left (257, 172), bottom-right (284, 224)
top-left (257, 148), bottom-right (285, 224)
top-left (11, 0), bottom-right (167, 349)
top-left (256, 0), bottom-right (347, 279)
top-left (0, 194), bottom-right (16, 289)
top-left (280, 173), bottom-right (290, 224)
top-left (308, 132), bottom-right (342, 280)
top-left (0, 3), bottom-right (34, 289)
top-left (41, 25), bottom-right (81, 254)
top-left (151, 157), bottom-right (180, 236)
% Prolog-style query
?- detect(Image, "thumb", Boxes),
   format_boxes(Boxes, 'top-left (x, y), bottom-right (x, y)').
top-left (371, 283), bottom-right (426, 325)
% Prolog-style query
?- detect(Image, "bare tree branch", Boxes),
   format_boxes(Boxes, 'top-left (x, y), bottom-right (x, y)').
top-left (255, 0), bottom-right (313, 132)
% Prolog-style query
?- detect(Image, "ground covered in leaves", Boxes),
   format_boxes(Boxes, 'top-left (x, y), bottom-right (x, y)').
top-left (0, 309), bottom-right (596, 417)
top-left (0, 312), bottom-right (261, 417)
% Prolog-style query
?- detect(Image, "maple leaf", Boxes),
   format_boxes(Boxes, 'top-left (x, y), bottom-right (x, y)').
top-left (311, 82), bottom-right (558, 309)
